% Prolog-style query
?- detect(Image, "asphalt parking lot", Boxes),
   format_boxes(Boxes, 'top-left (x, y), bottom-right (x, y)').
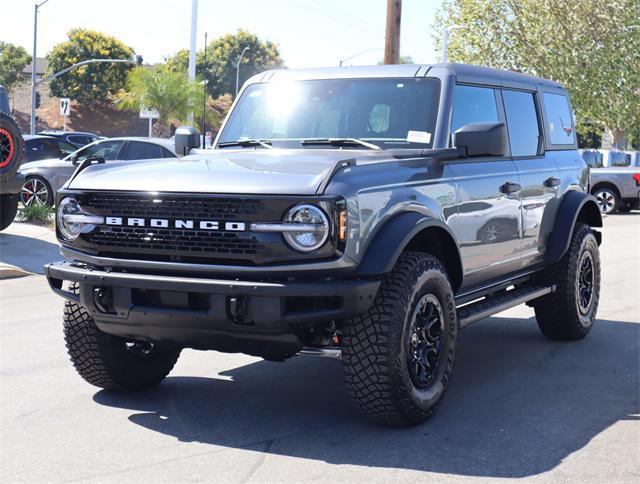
top-left (1, 214), bottom-right (638, 483)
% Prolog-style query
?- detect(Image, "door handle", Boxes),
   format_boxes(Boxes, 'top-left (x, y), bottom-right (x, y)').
top-left (500, 181), bottom-right (521, 194)
top-left (544, 176), bottom-right (561, 188)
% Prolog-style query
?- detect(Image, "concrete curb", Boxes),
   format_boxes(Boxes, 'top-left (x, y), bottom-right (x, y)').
top-left (0, 263), bottom-right (34, 280)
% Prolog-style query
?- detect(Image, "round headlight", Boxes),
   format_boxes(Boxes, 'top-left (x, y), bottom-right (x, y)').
top-left (57, 197), bottom-right (85, 241)
top-left (283, 204), bottom-right (330, 252)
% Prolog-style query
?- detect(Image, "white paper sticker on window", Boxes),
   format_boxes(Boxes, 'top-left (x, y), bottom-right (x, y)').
top-left (407, 130), bottom-right (431, 144)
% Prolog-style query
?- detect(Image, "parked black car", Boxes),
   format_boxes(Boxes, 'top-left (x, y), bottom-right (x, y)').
top-left (38, 130), bottom-right (101, 149)
top-left (23, 135), bottom-right (76, 163)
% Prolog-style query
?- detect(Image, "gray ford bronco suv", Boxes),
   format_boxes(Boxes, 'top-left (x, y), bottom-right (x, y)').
top-left (45, 64), bottom-right (603, 426)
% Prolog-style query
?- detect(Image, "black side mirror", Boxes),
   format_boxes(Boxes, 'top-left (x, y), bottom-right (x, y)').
top-left (453, 122), bottom-right (507, 158)
top-left (174, 126), bottom-right (201, 156)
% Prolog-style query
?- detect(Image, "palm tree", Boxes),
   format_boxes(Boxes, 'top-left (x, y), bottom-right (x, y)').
top-left (114, 66), bottom-right (204, 137)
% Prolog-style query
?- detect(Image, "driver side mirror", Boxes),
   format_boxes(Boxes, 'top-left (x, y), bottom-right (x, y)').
top-left (453, 122), bottom-right (507, 158)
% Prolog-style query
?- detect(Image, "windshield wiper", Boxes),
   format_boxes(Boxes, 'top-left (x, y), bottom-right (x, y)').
top-left (300, 138), bottom-right (381, 150)
top-left (217, 139), bottom-right (273, 149)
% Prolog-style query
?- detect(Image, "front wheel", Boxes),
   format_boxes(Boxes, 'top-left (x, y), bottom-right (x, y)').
top-left (341, 252), bottom-right (457, 426)
top-left (63, 284), bottom-right (181, 390)
top-left (21, 176), bottom-right (53, 207)
top-left (533, 223), bottom-right (600, 340)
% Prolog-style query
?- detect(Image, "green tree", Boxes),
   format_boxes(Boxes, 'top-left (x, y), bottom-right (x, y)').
top-left (434, 0), bottom-right (640, 148)
top-left (48, 29), bottom-right (135, 105)
top-left (114, 66), bottom-right (206, 137)
top-left (0, 41), bottom-right (31, 93)
top-left (167, 29), bottom-right (283, 97)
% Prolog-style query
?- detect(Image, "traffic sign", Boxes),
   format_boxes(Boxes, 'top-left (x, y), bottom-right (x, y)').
top-left (59, 98), bottom-right (71, 116)
top-left (139, 107), bottom-right (159, 119)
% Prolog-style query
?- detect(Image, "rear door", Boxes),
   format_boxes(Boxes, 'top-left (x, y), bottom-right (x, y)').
top-left (501, 89), bottom-right (560, 268)
top-left (447, 84), bottom-right (522, 288)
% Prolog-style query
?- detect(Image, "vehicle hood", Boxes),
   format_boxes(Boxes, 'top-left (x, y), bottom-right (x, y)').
top-left (19, 157), bottom-right (67, 171)
top-left (66, 149), bottom-right (391, 195)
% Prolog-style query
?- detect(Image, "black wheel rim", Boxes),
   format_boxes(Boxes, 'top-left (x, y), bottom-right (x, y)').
top-left (406, 293), bottom-right (444, 389)
top-left (577, 251), bottom-right (595, 315)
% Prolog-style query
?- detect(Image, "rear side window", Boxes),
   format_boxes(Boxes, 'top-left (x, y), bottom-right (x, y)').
top-left (68, 135), bottom-right (92, 146)
top-left (123, 142), bottom-right (163, 160)
top-left (502, 90), bottom-right (540, 157)
top-left (160, 147), bottom-right (176, 158)
top-left (451, 85), bottom-right (498, 132)
top-left (543, 93), bottom-right (575, 145)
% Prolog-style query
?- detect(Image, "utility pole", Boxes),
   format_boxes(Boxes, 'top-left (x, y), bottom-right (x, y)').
top-left (187, 0), bottom-right (198, 123)
top-left (235, 46), bottom-right (249, 97)
top-left (31, 0), bottom-right (50, 135)
top-left (383, 0), bottom-right (401, 64)
top-left (201, 32), bottom-right (207, 148)
top-left (442, 25), bottom-right (466, 63)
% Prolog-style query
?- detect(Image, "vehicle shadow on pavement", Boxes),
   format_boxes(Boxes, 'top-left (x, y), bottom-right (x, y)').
top-left (94, 316), bottom-right (639, 478)
top-left (0, 233), bottom-right (60, 274)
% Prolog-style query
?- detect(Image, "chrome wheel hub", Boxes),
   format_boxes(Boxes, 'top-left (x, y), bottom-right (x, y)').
top-left (595, 190), bottom-right (615, 214)
top-left (21, 179), bottom-right (49, 206)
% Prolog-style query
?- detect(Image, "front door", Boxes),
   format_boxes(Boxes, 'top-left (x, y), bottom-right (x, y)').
top-left (501, 89), bottom-right (560, 268)
top-left (447, 85), bottom-right (523, 288)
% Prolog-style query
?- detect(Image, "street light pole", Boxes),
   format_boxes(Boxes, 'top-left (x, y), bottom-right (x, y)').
top-left (31, 0), bottom-right (50, 135)
top-left (235, 46), bottom-right (249, 98)
top-left (201, 32), bottom-right (207, 148)
top-left (187, 0), bottom-right (198, 123)
top-left (442, 25), bottom-right (466, 63)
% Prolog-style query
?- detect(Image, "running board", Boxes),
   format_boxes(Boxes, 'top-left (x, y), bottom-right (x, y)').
top-left (457, 285), bottom-right (554, 328)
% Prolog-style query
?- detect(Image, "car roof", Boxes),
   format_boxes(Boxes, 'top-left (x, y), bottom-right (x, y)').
top-left (23, 134), bottom-right (58, 141)
top-left (39, 130), bottom-right (98, 136)
top-left (249, 62), bottom-right (564, 90)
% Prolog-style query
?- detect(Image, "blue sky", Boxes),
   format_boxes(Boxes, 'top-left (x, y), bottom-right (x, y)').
top-left (2, 0), bottom-right (445, 67)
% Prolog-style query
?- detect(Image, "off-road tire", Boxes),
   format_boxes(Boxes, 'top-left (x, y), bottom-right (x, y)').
top-left (0, 112), bottom-right (24, 182)
top-left (342, 252), bottom-right (457, 426)
top-left (533, 223), bottom-right (600, 340)
top-left (63, 283), bottom-right (181, 390)
top-left (0, 193), bottom-right (18, 230)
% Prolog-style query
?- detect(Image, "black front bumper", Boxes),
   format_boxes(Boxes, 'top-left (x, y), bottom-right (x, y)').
top-left (45, 261), bottom-right (379, 359)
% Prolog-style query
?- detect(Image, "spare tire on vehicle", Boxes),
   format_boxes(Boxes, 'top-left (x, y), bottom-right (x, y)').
top-left (0, 112), bottom-right (24, 183)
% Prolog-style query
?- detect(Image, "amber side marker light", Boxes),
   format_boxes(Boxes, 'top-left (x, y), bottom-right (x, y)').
top-left (339, 210), bottom-right (347, 242)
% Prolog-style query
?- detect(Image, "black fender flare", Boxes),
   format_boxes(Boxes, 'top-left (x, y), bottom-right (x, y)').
top-left (355, 211), bottom-right (462, 281)
top-left (546, 190), bottom-right (602, 264)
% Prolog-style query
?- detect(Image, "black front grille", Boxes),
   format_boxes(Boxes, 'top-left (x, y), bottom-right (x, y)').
top-left (86, 193), bottom-right (265, 220)
top-left (89, 226), bottom-right (261, 256)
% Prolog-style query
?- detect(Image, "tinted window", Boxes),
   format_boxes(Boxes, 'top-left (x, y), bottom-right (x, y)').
top-left (74, 140), bottom-right (124, 161)
top-left (502, 90), bottom-right (540, 157)
top-left (609, 152), bottom-right (630, 167)
top-left (25, 139), bottom-right (60, 161)
top-left (68, 135), bottom-right (93, 146)
top-left (451, 85), bottom-right (498, 132)
top-left (160, 146), bottom-right (176, 158)
top-left (543, 93), bottom-right (575, 145)
top-left (57, 140), bottom-right (77, 156)
top-left (123, 142), bottom-right (163, 160)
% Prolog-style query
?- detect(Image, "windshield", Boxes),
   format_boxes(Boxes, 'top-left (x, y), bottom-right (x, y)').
top-left (65, 140), bottom-right (123, 162)
top-left (218, 78), bottom-right (440, 149)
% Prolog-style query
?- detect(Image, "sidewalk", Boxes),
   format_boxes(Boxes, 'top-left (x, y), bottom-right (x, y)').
top-left (0, 222), bottom-right (60, 279)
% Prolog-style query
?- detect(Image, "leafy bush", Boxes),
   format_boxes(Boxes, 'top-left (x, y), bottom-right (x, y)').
top-left (20, 204), bottom-right (54, 224)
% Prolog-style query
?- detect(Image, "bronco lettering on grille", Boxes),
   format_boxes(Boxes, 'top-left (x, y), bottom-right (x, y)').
top-left (104, 217), bottom-right (246, 231)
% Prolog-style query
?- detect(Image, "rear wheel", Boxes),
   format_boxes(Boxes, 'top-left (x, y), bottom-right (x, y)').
top-left (593, 186), bottom-right (620, 214)
top-left (63, 283), bottom-right (181, 390)
top-left (0, 193), bottom-right (18, 230)
top-left (341, 252), bottom-right (457, 426)
top-left (533, 223), bottom-right (600, 340)
top-left (21, 175), bottom-right (53, 207)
